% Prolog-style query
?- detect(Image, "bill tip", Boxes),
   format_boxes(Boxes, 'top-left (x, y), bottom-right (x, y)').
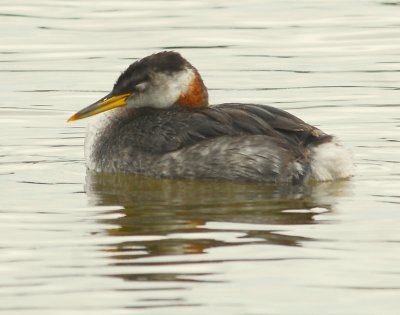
top-left (67, 114), bottom-right (77, 123)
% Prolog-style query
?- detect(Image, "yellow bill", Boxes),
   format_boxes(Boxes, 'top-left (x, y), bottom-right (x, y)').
top-left (67, 93), bottom-right (131, 122)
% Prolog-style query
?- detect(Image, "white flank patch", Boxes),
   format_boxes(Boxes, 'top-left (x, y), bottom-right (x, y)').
top-left (310, 139), bottom-right (354, 181)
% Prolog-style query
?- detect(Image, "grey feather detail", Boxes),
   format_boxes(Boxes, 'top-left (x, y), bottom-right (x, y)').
top-left (91, 104), bottom-right (328, 182)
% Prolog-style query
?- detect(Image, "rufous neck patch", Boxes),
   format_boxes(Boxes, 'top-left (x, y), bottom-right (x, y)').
top-left (176, 71), bottom-right (209, 108)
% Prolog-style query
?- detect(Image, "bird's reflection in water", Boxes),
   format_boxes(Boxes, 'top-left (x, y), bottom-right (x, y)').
top-left (85, 171), bottom-right (352, 282)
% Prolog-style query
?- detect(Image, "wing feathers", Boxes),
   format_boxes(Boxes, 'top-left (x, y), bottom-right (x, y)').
top-left (121, 104), bottom-right (327, 155)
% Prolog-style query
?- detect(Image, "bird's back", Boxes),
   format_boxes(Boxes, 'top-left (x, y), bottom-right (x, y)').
top-left (86, 103), bottom-right (345, 183)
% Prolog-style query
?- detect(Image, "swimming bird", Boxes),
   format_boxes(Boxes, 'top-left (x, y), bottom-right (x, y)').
top-left (68, 51), bottom-right (353, 183)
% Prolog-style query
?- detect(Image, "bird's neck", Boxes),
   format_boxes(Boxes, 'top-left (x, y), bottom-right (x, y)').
top-left (175, 69), bottom-right (209, 108)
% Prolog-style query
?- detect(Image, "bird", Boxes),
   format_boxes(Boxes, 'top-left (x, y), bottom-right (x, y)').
top-left (68, 51), bottom-right (353, 183)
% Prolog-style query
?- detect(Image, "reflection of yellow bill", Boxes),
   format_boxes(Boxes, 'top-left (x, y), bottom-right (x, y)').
top-left (68, 93), bottom-right (131, 122)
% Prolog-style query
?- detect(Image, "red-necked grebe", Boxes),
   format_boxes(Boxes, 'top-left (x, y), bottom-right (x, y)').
top-left (68, 51), bottom-right (353, 183)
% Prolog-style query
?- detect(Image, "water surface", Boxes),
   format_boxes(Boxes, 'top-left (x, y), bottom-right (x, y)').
top-left (1, 1), bottom-right (400, 314)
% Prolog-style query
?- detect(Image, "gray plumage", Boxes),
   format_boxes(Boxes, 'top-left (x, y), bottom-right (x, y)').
top-left (89, 103), bottom-right (332, 183)
top-left (71, 52), bottom-right (351, 183)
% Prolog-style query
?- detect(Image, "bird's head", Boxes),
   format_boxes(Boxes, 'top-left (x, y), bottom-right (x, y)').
top-left (68, 51), bottom-right (208, 122)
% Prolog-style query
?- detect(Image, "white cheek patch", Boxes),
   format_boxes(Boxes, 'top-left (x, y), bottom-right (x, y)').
top-left (126, 68), bottom-right (195, 109)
